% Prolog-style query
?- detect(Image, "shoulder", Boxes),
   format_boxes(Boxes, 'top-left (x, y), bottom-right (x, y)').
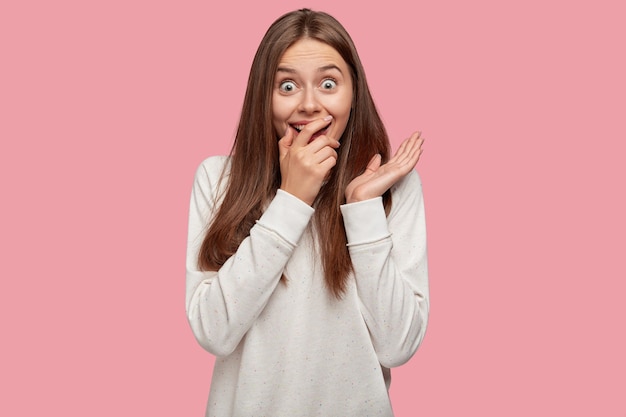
top-left (196, 155), bottom-right (230, 177)
top-left (194, 155), bottom-right (231, 185)
top-left (191, 155), bottom-right (231, 203)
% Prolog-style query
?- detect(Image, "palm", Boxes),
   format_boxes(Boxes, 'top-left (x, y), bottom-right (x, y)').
top-left (345, 132), bottom-right (424, 204)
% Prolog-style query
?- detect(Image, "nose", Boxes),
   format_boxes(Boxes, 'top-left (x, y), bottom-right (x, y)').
top-left (298, 88), bottom-right (322, 114)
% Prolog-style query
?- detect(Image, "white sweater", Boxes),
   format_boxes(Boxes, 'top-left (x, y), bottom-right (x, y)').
top-left (186, 156), bottom-right (429, 417)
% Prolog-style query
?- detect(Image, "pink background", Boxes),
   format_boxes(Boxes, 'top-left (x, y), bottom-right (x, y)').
top-left (2, 0), bottom-right (624, 415)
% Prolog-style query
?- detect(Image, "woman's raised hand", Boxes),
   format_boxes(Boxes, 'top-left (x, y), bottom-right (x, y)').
top-left (345, 131), bottom-right (424, 204)
top-left (278, 116), bottom-right (341, 206)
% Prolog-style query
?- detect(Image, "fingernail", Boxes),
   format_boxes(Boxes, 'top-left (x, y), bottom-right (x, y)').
top-left (323, 115), bottom-right (333, 121)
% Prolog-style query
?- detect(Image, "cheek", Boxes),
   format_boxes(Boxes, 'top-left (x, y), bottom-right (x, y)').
top-left (271, 102), bottom-right (282, 134)
top-left (330, 92), bottom-right (352, 121)
top-left (337, 93), bottom-right (353, 137)
top-left (271, 94), bottom-right (281, 119)
top-left (272, 95), bottom-right (293, 122)
top-left (327, 98), bottom-right (352, 138)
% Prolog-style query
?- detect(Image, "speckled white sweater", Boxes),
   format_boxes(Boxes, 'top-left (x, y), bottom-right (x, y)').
top-left (186, 156), bottom-right (429, 417)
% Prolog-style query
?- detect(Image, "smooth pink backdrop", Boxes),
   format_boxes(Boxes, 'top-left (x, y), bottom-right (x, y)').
top-left (2, 0), bottom-right (624, 415)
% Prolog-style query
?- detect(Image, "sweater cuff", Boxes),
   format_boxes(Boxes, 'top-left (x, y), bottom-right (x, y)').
top-left (256, 189), bottom-right (315, 246)
top-left (340, 197), bottom-right (390, 246)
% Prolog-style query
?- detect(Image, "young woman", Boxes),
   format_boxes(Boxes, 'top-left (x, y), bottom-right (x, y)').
top-left (186, 8), bottom-right (429, 416)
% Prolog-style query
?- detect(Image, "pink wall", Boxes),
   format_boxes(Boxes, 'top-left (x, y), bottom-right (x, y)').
top-left (2, 0), bottom-right (624, 415)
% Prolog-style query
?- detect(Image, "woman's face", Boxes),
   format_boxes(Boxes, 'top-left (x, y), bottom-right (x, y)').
top-left (272, 38), bottom-right (353, 142)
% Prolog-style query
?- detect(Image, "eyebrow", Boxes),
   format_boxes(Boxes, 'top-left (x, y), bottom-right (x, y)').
top-left (318, 64), bottom-right (343, 74)
top-left (276, 64), bottom-right (343, 74)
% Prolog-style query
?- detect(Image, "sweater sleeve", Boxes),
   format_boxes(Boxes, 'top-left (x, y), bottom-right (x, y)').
top-left (340, 170), bottom-right (429, 368)
top-left (185, 156), bottom-right (314, 357)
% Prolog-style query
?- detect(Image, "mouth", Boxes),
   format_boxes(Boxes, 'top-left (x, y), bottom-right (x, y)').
top-left (290, 123), bottom-right (331, 143)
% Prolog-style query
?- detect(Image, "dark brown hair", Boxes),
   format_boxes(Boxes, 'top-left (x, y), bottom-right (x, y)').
top-left (198, 9), bottom-right (391, 297)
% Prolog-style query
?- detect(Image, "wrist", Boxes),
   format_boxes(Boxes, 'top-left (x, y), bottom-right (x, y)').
top-left (280, 185), bottom-right (315, 206)
top-left (346, 190), bottom-right (376, 204)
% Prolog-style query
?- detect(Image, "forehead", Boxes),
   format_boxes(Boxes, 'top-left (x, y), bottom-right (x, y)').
top-left (278, 38), bottom-right (348, 69)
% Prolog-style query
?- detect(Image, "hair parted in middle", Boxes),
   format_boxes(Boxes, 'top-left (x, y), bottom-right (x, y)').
top-left (198, 8), bottom-right (392, 298)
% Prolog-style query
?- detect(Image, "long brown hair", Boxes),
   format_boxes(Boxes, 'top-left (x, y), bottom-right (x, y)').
top-left (198, 9), bottom-right (391, 297)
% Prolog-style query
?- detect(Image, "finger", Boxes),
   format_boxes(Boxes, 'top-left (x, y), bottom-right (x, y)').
top-left (403, 132), bottom-right (422, 155)
top-left (408, 132), bottom-right (425, 159)
top-left (278, 126), bottom-right (294, 159)
top-left (389, 130), bottom-right (420, 164)
top-left (395, 132), bottom-right (423, 166)
top-left (389, 137), bottom-right (409, 164)
top-left (387, 136), bottom-right (412, 166)
top-left (306, 134), bottom-right (340, 153)
top-left (397, 141), bottom-right (422, 170)
top-left (318, 153), bottom-right (338, 172)
top-left (292, 115), bottom-right (333, 147)
top-left (364, 153), bottom-right (382, 173)
top-left (401, 135), bottom-right (424, 168)
top-left (411, 131), bottom-right (424, 152)
top-left (312, 146), bottom-right (339, 165)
